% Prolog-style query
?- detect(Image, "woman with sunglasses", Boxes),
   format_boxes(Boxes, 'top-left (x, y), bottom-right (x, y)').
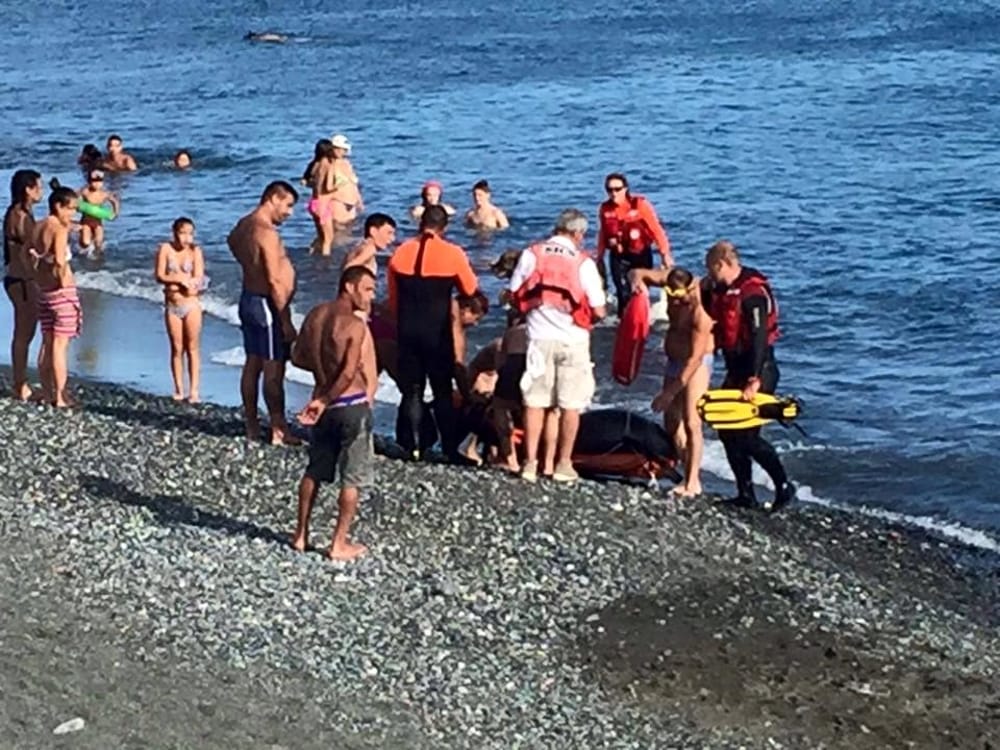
top-left (631, 266), bottom-right (713, 497)
top-left (78, 169), bottom-right (119, 254)
top-left (596, 173), bottom-right (672, 316)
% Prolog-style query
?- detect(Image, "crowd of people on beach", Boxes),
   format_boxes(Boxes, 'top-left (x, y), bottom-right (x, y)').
top-left (2, 132), bottom-right (795, 561)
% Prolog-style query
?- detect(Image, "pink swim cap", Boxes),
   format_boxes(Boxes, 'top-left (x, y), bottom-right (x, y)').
top-left (422, 180), bottom-right (443, 193)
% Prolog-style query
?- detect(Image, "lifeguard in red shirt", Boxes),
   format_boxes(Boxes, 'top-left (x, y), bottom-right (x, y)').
top-left (596, 172), bottom-right (673, 316)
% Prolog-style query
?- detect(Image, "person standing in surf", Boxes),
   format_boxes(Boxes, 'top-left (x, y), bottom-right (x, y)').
top-left (32, 187), bottom-right (82, 408)
top-left (302, 139), bottom-right (338, 255)
top-left (227, 180), bottom-right (300, 444)
top-left (3, 169), bottom-right (44, 401)
top-left (293, 265), bottom-right (378, 562)
top-left (341, 212), bottom-right (397, 277)
top-left (78, 169), bottom-right (119, 254)
top-left (705, 240), bottom-right (795, 512)
top-left (630, 265), bottom-right (714, 497)
top-left (102, 134), bottom-right (138, 172)
top-left (327, 134), bottom-right (363, 228)
top-left (155, 217), bottom-right (205, 402)
top-left (596, 173), bottom-right (672, 316)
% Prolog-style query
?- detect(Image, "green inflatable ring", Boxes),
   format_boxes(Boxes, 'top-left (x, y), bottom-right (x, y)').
top-left (78, 200), bottom-right (115, 221)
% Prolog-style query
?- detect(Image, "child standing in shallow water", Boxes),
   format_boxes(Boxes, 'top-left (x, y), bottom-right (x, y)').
top-left (155, 217), bottom-right (205, 402)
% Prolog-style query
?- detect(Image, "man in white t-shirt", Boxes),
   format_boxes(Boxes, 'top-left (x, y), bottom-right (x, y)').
top-left (508, 208), bottom-right (607, 482)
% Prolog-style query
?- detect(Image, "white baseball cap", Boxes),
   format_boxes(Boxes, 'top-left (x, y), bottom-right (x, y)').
top-left (330, 134), bottom-right (352, 153)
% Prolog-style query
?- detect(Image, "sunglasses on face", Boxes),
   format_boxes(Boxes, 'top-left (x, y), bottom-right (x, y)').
top-left (665, 286), bottom-right (691, 299)
top-left (606, 185), bottom-right (626, 194)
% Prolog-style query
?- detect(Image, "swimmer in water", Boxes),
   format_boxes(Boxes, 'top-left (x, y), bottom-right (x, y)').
top-left (77, 169), bottom-right (119, 253)
top-left (328, 134), bottom-right (363, 227)
top-left (173, 150), bottom-right (192, 170)
top-left (341, 212), bottom-right (397, 278)
top-left (102, 133), bottom-right (138, 172)
top-left (245, 31), bottom-right (289, 43)
top-left (77, 144), bottom-right (103, 174)
top-left (155, 217), bottom-right (205, 402)
top-left (410, 181), bottom-right (456, 223)
top-left (465, 179), bottom-right (509, 231)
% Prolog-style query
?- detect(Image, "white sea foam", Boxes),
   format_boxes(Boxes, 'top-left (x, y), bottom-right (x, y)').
top-left (75, 268), bottom-right (305, 328)
top-left (76, 269), bottom-right (241, 326)
top-left (208, 347), bottom-right (407, 404)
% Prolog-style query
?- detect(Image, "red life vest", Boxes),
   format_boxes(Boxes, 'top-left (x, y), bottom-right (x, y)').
top-left (512, 240), bottom-right (594, 330)
top-left (711, 267), bottom-right (780, 352)
top-left (600, 195), bottom-right (654, 255)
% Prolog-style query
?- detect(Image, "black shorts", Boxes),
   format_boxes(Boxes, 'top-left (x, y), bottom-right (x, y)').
top-left (305, 404), bottom-right (373, 488)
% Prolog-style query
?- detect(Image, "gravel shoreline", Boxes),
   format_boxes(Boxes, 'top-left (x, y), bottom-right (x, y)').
top-left (1, 371), bottom-right (997, 749)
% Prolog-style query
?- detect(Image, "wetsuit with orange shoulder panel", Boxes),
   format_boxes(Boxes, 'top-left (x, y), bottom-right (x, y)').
top-left (386, 206), bottom-right (479, 460)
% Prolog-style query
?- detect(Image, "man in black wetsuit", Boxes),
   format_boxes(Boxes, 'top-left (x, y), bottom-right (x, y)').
top-left (706, 240), bottom-right (795, 512)
top-left (387, 205), bottom-right (480, 463)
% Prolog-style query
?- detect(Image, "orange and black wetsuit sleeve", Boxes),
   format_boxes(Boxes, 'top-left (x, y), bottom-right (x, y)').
top-left (596, 203), bottom-right (609, 261)
top-left (451, 244), bottom-right (478, 295)
top-left (639, 199), bottom-right (672, 262)
top-left (387, 261), bottom-right (399, 317)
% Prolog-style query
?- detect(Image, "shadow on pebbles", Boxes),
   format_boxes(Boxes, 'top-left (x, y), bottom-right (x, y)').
top-left (579, 574), bottom-right (999, 749)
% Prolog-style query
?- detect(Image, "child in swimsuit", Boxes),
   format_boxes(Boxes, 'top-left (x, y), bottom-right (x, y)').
top-left (78, 169), bottom-right (119, 253)
top-left (155, 217), bottom-right (206, 402)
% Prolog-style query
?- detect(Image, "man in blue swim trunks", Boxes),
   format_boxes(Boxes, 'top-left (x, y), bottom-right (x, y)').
top-left (227, 180), bottom-right (301, 444)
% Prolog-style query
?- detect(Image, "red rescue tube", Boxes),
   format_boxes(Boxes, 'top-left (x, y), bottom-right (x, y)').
top-left (611, 290), bottom-right (651, 385)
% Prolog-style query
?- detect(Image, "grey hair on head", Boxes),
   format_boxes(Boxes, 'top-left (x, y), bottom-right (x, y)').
top-left (554, 208), bottom-right (588, 236)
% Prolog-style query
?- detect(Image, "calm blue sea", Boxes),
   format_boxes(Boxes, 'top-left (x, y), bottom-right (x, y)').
top-left (2, 0), bottom-right (998, 540)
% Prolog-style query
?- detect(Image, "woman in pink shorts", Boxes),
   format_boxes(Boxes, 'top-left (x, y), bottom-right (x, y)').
top-left (33, 186), bottom-right (81, 407)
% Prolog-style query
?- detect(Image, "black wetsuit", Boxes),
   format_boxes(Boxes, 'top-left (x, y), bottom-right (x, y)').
top-left (717, 288), bottom-right (790, 505)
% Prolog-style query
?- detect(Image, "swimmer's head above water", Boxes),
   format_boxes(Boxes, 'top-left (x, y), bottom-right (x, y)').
top-left (173, 150), bottom-right (192, 169)
top-left (421, 180), bottom-right (444, 206)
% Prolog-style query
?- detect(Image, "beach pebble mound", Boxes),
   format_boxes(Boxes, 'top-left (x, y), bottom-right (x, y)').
top-left (0, 376), bottom-right (997, 748)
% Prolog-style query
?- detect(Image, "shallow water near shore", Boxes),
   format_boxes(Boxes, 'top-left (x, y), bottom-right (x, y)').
top-left (2, 0), bottom-right (999, 539)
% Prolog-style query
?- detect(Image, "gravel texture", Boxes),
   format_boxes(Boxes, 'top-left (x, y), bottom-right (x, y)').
top-left (0, 371), bottom-right (998, 749)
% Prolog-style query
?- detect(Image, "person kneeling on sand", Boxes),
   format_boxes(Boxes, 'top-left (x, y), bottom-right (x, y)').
top-left (508, 208), bottom-right (606, 482)
top-left (292, 266), bottom-right (378, 561)
top-left (630, 265), bottom-right (713, 497)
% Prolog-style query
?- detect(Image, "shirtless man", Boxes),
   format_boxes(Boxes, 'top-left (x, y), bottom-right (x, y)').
top-left (341, 212), bottom-right (397, 277)
top-left (631, 266), bottom-right (714, 497)
top-left (465, 180), bottom-right (509, 231)
top-left (102, 134), bottom-right (138, 172)
top-left (32, 187), bottom-right (82, 408)
top-left (227, 180), bottom-right (300, 444)
top-left (78, 169), bottom-right (119, 253)
top-left (293, 266), bottom-right (378, 561)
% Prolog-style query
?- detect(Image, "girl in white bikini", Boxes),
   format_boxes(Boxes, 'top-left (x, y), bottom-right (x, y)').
top-left (155, 217), bottom-right (205, 402)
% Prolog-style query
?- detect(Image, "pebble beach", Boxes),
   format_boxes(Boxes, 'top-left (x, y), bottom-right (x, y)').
top-left (1, 369), bottom-right (997, 749)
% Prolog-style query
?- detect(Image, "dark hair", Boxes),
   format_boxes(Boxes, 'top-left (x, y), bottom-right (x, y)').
top-left (666, 267), bottom-right (694, 289)
top-left (364, 212), bottom-right (396, 237)
top-left (174, 149), bottom-right (191, 160)
top-left (10, 169), bottom-right (41, 204)
top-left (604, 172), bottom-right (629, 191)
top-left (107, 134), bottom-right (122, 146)
top-left (172, 216), bottom-right (194, 234)
top-left (260, 180), bottom-right (299, 205)
top-left (420, 204), bottom-right (449, 231)
top-left (339, 265), bottom-right (376, 293)
top-left (78, 144), bottom-right (102, 166)
top-left (472, 179), bottom-right (490, 193)
top-left (302, 140), bottom-right (334, 182)
top-left (457, 290), bottom-right (489, 317)
top-left (49, 187), bottom-right (77, 213)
